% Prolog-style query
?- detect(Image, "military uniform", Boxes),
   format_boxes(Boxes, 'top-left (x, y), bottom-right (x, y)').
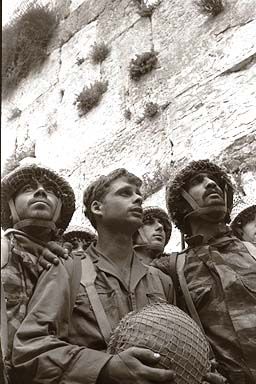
top-left (155, 229), bottom-right (256, 383)
top-left (11, 243), bottom-right (175, 384)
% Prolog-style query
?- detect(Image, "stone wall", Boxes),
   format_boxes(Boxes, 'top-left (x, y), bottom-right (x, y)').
top-left (2, 0), bottom-right (256, 249)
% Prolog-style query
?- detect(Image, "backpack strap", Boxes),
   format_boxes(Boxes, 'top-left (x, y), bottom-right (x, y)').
top-left (168, 252), bottom-right (179, 290)
top-left (1, 237), bottom-right (10, 361)
top-left (176, 252), bottom-right (215, 360)
top-left (80, 254), bottom-right (112, 344)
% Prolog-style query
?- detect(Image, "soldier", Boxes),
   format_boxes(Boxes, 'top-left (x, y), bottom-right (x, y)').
top-left (11, 168), bottom-right (176, 384)
top-left (62, 225), bottom-right (97, 255)
top-left (133, 206), bottom-right (172, 265)
top-left (1, 163), bottom-right (75, 380)
top-left (231, 203), bottom-right (256, 245)
top-left (154, 159), bottom-right (256, 384)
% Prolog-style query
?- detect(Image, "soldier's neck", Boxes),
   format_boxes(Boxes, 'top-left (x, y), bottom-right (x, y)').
top-left (189, 218), bottom-right (227, 240)
top-left (135, 248), bottom-right (160, 266)
top-left (22, 226), bottom-right (53, 243)
top-left (96, 228), bottom-right (134, 267)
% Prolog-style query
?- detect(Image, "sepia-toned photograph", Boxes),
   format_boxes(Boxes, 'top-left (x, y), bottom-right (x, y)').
top-left (1, 1), bottom-right (256, 383)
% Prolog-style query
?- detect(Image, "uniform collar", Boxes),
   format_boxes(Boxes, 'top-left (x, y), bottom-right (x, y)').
top-left (185, 225), bottom-right (234, 247)
top-left (86, 243), bottom-right (148, 290)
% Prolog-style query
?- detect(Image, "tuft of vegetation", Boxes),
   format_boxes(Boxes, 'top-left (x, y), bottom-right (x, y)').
top-left (76, 80), bottom-right (108, 117)
top-left (90, 42), bottom-right (110, 64)
top-left (134, 0), bottom-right (161, 17)
top-left (129, 51), bottom-right (158, 81)
top-left (76, 57), bottom-right (85, 66)
top-left (143, 102), bottom-right (159, 118)
top-left (8, 107), bottom-right (22, 121)
top-left (124, 108), bottom-right (132, 120)
top-left (194, 0), bottom-right (224, 16)
top-left (2, 3), bottom-right (58, 98)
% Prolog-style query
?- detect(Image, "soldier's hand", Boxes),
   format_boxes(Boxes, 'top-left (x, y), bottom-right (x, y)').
top-left (203, 372), bottom-right (228, 384)
top-left (38, 241), bottom-right (69, 270)
top-left (98, 347), bottom-right (176, 384)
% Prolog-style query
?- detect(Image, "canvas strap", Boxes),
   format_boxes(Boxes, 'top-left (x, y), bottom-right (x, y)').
top-left (1, 237), bottom-right (9, 361)
top-left (80, 254), bottom-right (112, 344)
top-left (176, 252), bottom-right (215, 360)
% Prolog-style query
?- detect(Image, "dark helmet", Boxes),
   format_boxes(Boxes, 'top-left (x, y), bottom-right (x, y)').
top-left (1, 164), bottom-right (76, 231)
top-left (166, 159), bottom-right (234, 234)
top-left (142, 206), bottom-right (172, 245)
top-left (62, 225), bottom-right (97, 244)
top-left (231, 198), bottom-right (256, 240)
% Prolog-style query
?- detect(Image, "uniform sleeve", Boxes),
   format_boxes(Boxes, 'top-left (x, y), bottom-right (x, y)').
top-left (12, 261), bottom-right (112, 384)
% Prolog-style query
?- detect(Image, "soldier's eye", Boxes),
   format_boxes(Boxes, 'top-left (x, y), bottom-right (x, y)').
top-left (19, 184), bottom-right (34, 193)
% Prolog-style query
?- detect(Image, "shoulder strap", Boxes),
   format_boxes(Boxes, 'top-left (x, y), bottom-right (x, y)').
top-left (80, 254), bottom-right (112, 344)
top-left (1, 237), bottom-right (9, 361)
top-left (69, 255), bottom-right (82, 315)
top-left (242, 241), bottom-right (256, 260)
top-left (168, 252), bottom-right (179, 290)
top-left (176, 252), bottom-right (215, 360)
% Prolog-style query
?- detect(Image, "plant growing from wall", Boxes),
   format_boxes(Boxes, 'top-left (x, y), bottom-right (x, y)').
top-left (143, 102), bottom-right (159, 118)
top-left (134, 0), bottom-right (161, 17)
top-left (90, 42), bottom-right (110, 64)
top-left (124, 108), bottom-right (132, 120)
top-left (75, 80), bottom-right (108, 117)
top-left (129, 51), bottom-right (158, 81)
top-left (2, 3), bottom-right (58, 98)
top-left (194, 0), bottom-right (224, 16)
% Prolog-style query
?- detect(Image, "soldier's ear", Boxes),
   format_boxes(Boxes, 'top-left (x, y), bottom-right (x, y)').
top-left (91, 200), bottom-right (103, 217)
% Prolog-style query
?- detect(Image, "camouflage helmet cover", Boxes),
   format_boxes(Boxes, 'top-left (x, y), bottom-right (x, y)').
top-left (166, 159), bottom-right (234, 233)
top-left (1, 164), bottom-right (76, 231)
top-left (142, 206), bottom-right (172, 245)
top-left (231, 204), bottom-right (256, 239)
top-left (62, 225), bottom-right (97, 243)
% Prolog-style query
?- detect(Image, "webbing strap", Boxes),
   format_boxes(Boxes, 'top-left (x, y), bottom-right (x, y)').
top-left (1, 237), bottom-right (9, 361)
top-left (80, 254), bottom-right (112, 344)
top-left (176, 252), bottom-right (215, 360)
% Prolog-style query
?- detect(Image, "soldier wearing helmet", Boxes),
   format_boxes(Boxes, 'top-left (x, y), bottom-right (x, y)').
top-left (1, 162), bottom-right (75, 381)
top-left (133, 206), bottom-right (172, 265)
top-left (62, 225), bottom-right (97, 255)
top-left (231, 202), bottom-right (256, 245)
top-left (154, 159), bottom-right (256, 384)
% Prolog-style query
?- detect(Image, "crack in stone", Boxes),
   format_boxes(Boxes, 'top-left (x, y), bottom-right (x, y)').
top-left (220, 53), bottom-right (256, 75)
top-left (214, 18), bottom-right (255, 37)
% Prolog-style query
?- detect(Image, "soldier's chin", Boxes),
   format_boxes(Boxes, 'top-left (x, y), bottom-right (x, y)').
top-left (199, 205), bottom-right (227, 222)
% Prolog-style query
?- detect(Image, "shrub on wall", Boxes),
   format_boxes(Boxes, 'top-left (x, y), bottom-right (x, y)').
top-left (129, 51), bottom-right (158, 81)
top-left (144, 102), bottom-right (159, 118)
top-left (90, 42), bottom-right (110, 64)
top-left (75, 80), bottom-right (108, 117)
top-left (2, 3), bottom-right (58, 98)
top-left (134, 0), bottom-right (161, 17)
top-left (194, 0), bottom-right (224, 16)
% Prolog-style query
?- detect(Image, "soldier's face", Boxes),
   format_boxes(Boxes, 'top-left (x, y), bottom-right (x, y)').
top-left (242, 215), bottom-right (256, 243)
top-left (97, 177), bottom-right (143, 232)
top-left (186, 173), bottom-right (225, 208)
top-left (135, 217), bottom-right (166, 250)
top-left (14, 181), bottom-right (59, 221)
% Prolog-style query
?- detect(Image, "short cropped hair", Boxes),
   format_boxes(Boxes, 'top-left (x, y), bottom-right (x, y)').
top-left (83, 168), bottom-right (142, 228)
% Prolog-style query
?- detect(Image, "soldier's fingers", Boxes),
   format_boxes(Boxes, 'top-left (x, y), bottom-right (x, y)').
top-left (47, 241), bottom-right (69, 259)
top-left (38, 256), bottom-right (52, 271)
top-left (204, 372), bottom-right (227, 384)
top-left (41, 248), bottom-right (59, 265)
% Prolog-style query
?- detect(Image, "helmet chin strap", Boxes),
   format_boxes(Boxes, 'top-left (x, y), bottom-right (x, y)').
top-left (181, 188), bottom-right (228, 224)
top-left (8, 198), bottom-right (62, 233)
